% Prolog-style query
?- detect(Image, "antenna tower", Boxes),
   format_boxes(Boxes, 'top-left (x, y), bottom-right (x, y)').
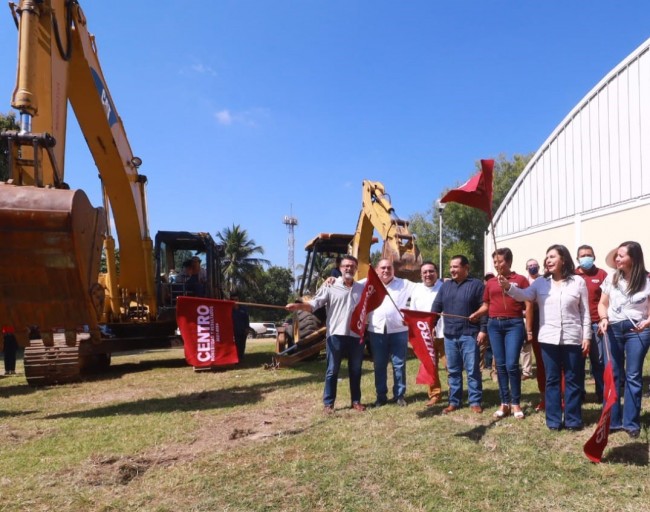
top-left (283, 208), bottom-right (298, 283)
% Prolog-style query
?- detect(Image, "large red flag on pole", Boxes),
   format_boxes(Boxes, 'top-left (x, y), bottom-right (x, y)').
top-left (440, 159), bottom-right (494, 218)
top-left (176, 297), bottom-right (239, 367)
top-left (350, 266), bottom-right (388, 337)
top-left (401, 309), bottom-right (439, 387)
top-left (584, 332), bottom-right (618, 463)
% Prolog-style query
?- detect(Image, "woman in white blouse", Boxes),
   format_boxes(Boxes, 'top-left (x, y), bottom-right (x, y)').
top-left (597, 241), bottom-right (650, 439)
top-left (498, 244), bottom-right (591, 431)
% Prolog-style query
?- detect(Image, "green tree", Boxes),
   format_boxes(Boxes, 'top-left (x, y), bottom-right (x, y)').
top-left (1, 112), bottom-right (19, 181)
top-left (295, 253), bottom-right (337, 295)
top-left (100, 247), bottom-right (120, 273)
top-left (216, 224), bottom-right (269, 294)
top-left (410, 153), bottom-right (532, 277)
top-left (246, 266), bottom-right (294, 322)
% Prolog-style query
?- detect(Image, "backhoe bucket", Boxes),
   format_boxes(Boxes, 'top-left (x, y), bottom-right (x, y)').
top-left (0, 185), bottom-right (106, 344)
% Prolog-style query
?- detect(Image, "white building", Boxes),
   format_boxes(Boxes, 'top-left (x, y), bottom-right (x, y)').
top-left (486, 37), bottom-right (650, 274)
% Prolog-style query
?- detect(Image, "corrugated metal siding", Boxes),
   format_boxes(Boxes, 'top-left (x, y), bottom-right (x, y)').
top-left (493, 40), bottom-right (650, 238)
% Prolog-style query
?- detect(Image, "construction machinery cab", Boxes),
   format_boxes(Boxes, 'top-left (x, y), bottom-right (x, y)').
top-left (154, 231), bottom-right (225, 321)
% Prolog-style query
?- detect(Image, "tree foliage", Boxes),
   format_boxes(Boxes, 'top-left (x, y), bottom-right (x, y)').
top-left (295, 253), bottom-right (337, 295)
top-left (1, 112), bottom-right (19, 181)
top-left (246, 266), bottom-right (294, 322)
top-left (216, 224), bottom-right (269, 294)
top-left (410, 153), bottom-right (532, 277)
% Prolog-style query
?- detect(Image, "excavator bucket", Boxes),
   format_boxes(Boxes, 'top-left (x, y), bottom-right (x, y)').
top-left (0, 185), bottom-right (106, 345)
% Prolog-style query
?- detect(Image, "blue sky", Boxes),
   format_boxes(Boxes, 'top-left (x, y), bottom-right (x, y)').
top-left (2, 1), bottom-right (650, 270)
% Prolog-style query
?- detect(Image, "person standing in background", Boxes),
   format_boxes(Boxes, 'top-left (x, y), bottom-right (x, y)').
top-left (575, 244), bottom-right (607, 402)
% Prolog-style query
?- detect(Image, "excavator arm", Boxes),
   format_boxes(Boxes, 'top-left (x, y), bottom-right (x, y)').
top-left (0, 0), bottom-right (155, 347)
top-left (350, 180), bottom-right (421, 280)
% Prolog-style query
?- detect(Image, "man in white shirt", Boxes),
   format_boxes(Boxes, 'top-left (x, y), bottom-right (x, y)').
top-left (410, 261), bottom-right (445, 406)
top-left (368, 259), bottom-right (417, 407)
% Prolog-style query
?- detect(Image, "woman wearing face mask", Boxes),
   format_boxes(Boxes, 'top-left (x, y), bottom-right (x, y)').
top-left (574, 245), bottom-right (608, 403)
top-left (597, 241), bottom-right (650, 439)
top-left (498, 245), bottom-right (591, 431)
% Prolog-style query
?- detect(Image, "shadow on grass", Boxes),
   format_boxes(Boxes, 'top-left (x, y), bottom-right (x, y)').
top-left (44, 373), bottom-right (323, 420)
top-left (604, 440), bottom-right (649, 466)
top-left (78, 349), bottom-right (327, 384)
top-left (455, 419), bottom-right (500, 442)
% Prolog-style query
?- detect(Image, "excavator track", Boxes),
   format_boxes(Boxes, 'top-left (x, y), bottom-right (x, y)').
top-left (23, 334), bottom-right (84, 386)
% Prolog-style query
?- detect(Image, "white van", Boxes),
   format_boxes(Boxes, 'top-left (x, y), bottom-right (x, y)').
top-left (249, 322), bottom-right (277, 338)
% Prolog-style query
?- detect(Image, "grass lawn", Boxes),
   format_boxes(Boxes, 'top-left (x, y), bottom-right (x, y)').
top-left (0, 340), bottom-right (648, 511)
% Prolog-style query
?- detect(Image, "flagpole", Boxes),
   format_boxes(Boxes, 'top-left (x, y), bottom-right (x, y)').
top-left (489, 215), bottom-right (509, 310)
top-left (236, 301), bottom-right (290, 311)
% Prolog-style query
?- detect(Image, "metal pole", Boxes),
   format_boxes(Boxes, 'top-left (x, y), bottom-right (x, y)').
top-left (437, 200), bottom-right (446, 275)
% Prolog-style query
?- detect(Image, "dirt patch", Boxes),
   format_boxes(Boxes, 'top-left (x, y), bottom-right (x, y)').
top-left (75, 396), bottom-right (317, 487)
top-left (82, 453), bottom-right (180, 486)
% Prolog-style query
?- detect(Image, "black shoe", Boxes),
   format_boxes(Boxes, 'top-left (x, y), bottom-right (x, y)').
top-left (565, 425), bottom-right (584, 432)
top-left (548, 426), bottom-right (562, 432)
top-left (372, 400), bottom-right (387, 408)
top-left (396, 397), bottom-right (407, 407)
top-left (626, 429), bottom-right (641, 439)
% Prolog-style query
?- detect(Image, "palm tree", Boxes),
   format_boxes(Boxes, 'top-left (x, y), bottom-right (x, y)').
top-left (295, 254), bottom-right (337, 294)
top-left (216, 224), bottom-right (269, 294)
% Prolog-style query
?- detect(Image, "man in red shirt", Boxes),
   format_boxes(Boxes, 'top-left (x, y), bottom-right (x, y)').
top-left (575, 244), bottom-right (608, 403)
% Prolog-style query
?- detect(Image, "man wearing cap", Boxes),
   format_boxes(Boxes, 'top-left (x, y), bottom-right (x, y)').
top-left (575, 244), bottom-right (608, 402)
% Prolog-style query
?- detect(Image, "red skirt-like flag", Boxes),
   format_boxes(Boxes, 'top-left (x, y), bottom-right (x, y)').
top-left (176, 297), bottom-right (239, 367)
top-left (583, 360), bottom-right (618, 463)
top-left (401, 309), bottom-right (439, 388)
top-left (350, 266), bottom-right (388, 338)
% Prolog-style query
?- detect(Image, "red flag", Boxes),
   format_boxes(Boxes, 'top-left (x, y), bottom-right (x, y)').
top-left (350, 266), bottom-right (388, 337)
top-left (176, 297), bottom-right (239, 367)
top-left (440, 159), bottom-right (494, 218)
top-left (583, 360), bottom-right (618, 463)
top-left (401, 309), bottom-right (439, 387)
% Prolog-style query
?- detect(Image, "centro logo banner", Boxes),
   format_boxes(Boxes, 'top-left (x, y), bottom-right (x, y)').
top-left (91, 68), bottom-right (118, 127)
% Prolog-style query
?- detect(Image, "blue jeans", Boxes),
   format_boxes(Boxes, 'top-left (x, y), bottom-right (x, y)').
top-left (369, 331), bottom-right (408, 402)
top-left (444, 335), bottom-right (482, 407)
top-left (605, 320), bottom-right (650, 432)
top-left (540, 343), bottom-right (584, 429)
top-left (323, 335), bottom-right (365, 406)
top-left (586, 322), bottom-right (604, 399)
top-left (488, 318), bottom-right (525, 405)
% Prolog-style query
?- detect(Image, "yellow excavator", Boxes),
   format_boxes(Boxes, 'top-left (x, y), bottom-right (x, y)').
top-left (275, 179), bottom-right (421, 365)
top-left (0, 0), bottom-right (223, 384)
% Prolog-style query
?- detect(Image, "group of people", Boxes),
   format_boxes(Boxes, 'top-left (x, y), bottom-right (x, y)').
top-left (286, 241), bottom-right (650, 439)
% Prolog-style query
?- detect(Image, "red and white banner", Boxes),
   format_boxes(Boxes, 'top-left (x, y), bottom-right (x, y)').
top-left (402, 309), bottom-right (439, 387)
top-left (176, 297), bottom-right (238, 367)
top-left (583, 360), bottom-right (618, 463)
top-left (350, 266), bottom-right (388, 337)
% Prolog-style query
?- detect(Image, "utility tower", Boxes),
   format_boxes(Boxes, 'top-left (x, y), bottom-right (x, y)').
top-left (283, 209), bottom-right (298, 283)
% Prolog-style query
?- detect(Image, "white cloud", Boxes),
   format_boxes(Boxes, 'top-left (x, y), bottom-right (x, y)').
top-left (215, 110), bottom-right (233, 125)
top-left (190, 63), bottom-right (216, 76)
top-left (214, 107), bottom-right (270, 127)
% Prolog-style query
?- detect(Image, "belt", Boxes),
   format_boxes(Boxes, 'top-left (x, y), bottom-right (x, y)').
top-left (491, 316), bottom-right (521, 321)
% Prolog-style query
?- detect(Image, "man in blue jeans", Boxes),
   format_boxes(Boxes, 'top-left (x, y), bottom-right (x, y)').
top-left (432, 255), bottom-right (487, 414)
top-left (367, 259), bottom-right (417, 407)
top-left (286, 255), bottom-right (366, 414)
